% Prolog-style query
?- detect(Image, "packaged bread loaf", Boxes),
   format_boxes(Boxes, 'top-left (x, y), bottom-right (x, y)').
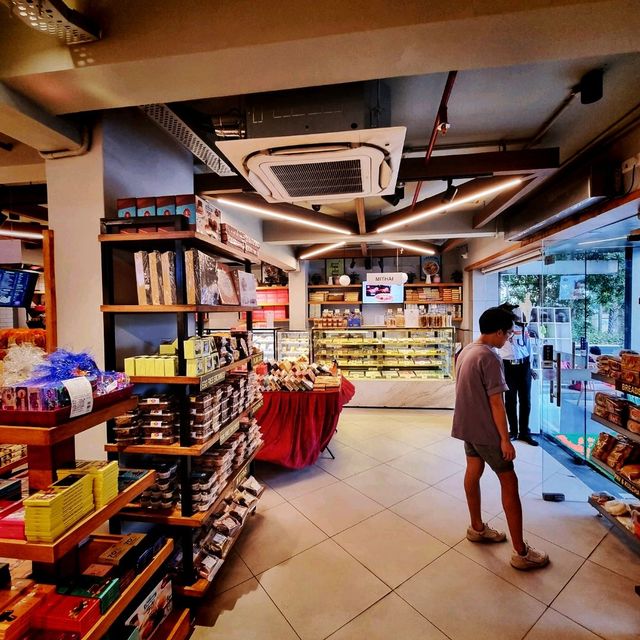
top-left (629, 406), bottom-right (640, 423)
top-left (592, 432), bottom-right (617, 460)
top-left (594, 392), bottom-right (609, 407)
top-left (621, 351), bottom-right (640, 371)
top-left (622, 370), bottom-right (640, 386)
top-left (627, 419), bottom-right (640, 434)
top-left (620, 464), bottom-right (640, 482)
top-left (606, 441), bottom-right (635, 470)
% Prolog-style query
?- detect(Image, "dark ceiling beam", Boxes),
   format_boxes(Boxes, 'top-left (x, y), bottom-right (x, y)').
top-left (371, 176), bottom-right (508, 233)
top-left (471, 175), bottom-right (540, 228)
top-left (194, 148), bottom-right (559, 194)
top-left (440, 238), bottom-right (468, 253)
top-left (0, 184), bottom-right (47, 207)
top-left (0, 204), bottom-right (48, 223)
top-left (398, 148), bottom-right (559, 181)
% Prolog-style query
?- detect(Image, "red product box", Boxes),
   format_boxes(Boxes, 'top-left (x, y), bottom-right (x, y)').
top-left (136, 197), bottom-right (156, 217)
top-left (0, 584), bottom-right (56, 640)
top-left (34, 593), bottom-right (101, 636)
top-left (0, 502), bottom-right (25, 540)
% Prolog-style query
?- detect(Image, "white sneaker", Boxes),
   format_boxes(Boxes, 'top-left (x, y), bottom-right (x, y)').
top-left (511, 543), bottom-right (549, 570)
top-left (466, 523), bottom-right (507, 543)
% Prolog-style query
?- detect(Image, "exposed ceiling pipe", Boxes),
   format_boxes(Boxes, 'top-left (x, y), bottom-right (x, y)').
top-left (409, 70), bottom-right (458, 213)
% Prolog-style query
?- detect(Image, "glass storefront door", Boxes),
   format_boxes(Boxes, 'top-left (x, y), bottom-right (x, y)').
top-left (538, 240), bottom-right (628, 462)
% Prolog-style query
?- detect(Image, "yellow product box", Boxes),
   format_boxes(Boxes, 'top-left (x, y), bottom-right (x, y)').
top-left (186, 358), bottom-right (205, 377)
top-left (124, 357), bottom-right (136, 376)
top-left (164, 357), bottom-right (178, 376)
top-left (183, 337), bottom-right (203, 359)
top-left (153, 358), bottom-right (166, 377)
top-left (159, 339), bottom-right (177, 355)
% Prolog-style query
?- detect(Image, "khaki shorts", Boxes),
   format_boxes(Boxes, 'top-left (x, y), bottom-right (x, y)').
top-left (464, 441), bottom-right (514, 474)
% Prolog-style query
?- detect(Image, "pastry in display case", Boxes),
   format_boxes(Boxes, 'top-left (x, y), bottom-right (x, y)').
top-left (278, 330), bottom-right (311, 361)
top-left (252, 329), bottom-right (278, 361)
top-left (311, 328), bottom-right (454, 379)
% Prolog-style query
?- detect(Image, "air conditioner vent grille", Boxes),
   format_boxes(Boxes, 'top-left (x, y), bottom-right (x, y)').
top-left (271, 160), bottom-right (363, 198)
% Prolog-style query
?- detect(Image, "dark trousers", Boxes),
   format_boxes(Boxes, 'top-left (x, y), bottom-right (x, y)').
top-left (504, 359), bottom-right (532, 437)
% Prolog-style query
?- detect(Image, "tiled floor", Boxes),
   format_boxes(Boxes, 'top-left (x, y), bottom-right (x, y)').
top-left (193, 408), bottom-right (640, 640)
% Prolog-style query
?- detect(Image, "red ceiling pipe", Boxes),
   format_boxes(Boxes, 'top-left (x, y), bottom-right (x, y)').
top-left (409, 70), bottom-right (458, 213)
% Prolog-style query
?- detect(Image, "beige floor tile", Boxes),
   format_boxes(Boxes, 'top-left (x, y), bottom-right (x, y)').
top-left (333, 429), bottom-right (377, 448)
top-left (262, 464), bottom-right (338, 500)
top-left (519, 495), bottom-right (610, 558)
top-left (524, 608), bottom-right (601, 640)
top-left (589, 527), bottom-right (640, 583)
top-left (290, 482), bottom-right (384, 536)
top-left (391, 486), bottom-right (492, 547)
top-left (210, 550), bottom-right (253, 595)
top-left (234, 502), bottom-right (327, 574)
top-left (387, 449), bottom-right (463, 485)
top-left (258, 539), bottom-right (390, 640)
top-left (348, 435), bottom-right (415, 462)
top-left (334, 510), bottom-right (448, 588)
top-left (456, 515), bottom-right (585, 605)
top-left (344, 465), bottom-right (428, 507)
top-left (552, 560), bottom-right (640, 640)
top-left (193, 578), bottom-right (299, 638)
top-left (315, 446), bottom-right (380, 480)
top-left (423, 437), bottom-right (468, 464)
top-left (258, 485), bottom-right (287, 511)
top-left (397, 550), bottom-right (546, 640)
top-left (386, 424), bottom-right (449, 448)
top-left (326, 592), bottom-right (448, 640)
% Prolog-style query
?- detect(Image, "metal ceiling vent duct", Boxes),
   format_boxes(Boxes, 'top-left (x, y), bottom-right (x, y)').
top-left (141, 104), bottom-right (235, 177)
top-left (7, 0), bottom-right (100, 44)
top-left (217, 127), bottom-right (406, 203)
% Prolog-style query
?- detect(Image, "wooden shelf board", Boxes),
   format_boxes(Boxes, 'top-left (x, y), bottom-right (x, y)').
top-left (307, 284), bottom-right (360, 289)
top-left (257, 302), bottom-right (289, 307)
top-left (588, 497), bottom-right (640, 554)
top-left (308, 301), bottom-right (362, 305)
top-left (0, 470), bottom-right (155, 562)
top-left (118, 448), bottom-right (260, 528)
top-left (105, 399), bottom-right (263, 456)
top-left (130, 355), bottom-right (253, 386)
top-left (98, 231), bottom-right (259, 264)
top-left (101, 304), bottom-right (259, 313)
top-left (591, 414), bottom-right (640, 445)
top-left (0, 456), bottom-right (27, 475)
top-left (82, 539), bottom-right (174, 640)
top-left (257, 286), bottom-right (289, 291)
top-left (152, 608), bottom-right (192, 640)
top-left (0, 398), bottom-right (138, 446)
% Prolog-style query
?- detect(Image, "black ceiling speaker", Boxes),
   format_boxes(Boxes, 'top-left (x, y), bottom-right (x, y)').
top-left (381, 184), bottom-right (405, 207)
top-left (579, 69), bottom-right (603, 105)
top-left (364, 257), bottom-right (372, 270)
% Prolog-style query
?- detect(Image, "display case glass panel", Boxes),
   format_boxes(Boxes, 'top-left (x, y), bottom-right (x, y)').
top-left (311, 327), bottom-right (454, 380)
top-left (278, 330), bottom-right (311, 361)
top-left (252, 328), bottom-right (278, 361)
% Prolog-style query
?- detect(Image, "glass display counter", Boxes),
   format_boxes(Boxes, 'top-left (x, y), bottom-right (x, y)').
top-left (311, 327), bottom-right (456, 408)
top-left (278, 330), bottom-right (311, 361)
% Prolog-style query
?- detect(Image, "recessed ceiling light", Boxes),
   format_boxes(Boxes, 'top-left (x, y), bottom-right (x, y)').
top-left (376, 178), bottom-right (523, 233)
top-left (215, 198), bottom-right (352, 236)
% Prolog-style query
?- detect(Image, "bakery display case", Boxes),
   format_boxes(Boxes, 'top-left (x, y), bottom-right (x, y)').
top-left (278, 330), bottom-right (311, 361)
top-left (311, 327), bottom-right (456, 408)
top-left (253, 328), bottom-right (279, 361)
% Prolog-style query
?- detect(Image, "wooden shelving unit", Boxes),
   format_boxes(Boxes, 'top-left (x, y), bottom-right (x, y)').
top-left (0, 455), bottom-right (27, 476)
top-left (588, 497), bottom-right (640, 553)
top-left (0, 470), bottom-right (155, 562)
top-left (81, 538), bottom-right (174, 640)
top-left (591, 414), bottom-right (640, 445)
top-left (117, 448), bottom-right (261, 528)
top-left (589, 455), bottom-right (640, 499)
top-left (153, 608), bottom-right (193, 640)
top-left (101, 217), bottom-right (263, 595)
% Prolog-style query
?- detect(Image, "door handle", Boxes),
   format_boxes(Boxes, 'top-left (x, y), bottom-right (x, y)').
top-left (555, 353), bottom-right (562, 407)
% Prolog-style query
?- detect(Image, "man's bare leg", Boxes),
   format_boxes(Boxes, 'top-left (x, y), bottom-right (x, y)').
top-left (464, 456), bottom-right (485, 531)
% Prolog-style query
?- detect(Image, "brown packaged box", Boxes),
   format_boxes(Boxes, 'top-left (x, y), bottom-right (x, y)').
top-left (622, 369), bottom-right (640, 386)
top-left (629, 406), bottom-right (640, 422)
top-left (621, 352), bottom-right (640, 371)
top-left (606, 442), bottom-right (634, 470)
top-left (592, 432), bottom-right (617, 460)
top-left (627, 419), bottom-right (640, 434)
top-left (99, 533), bottom-right (146, 566)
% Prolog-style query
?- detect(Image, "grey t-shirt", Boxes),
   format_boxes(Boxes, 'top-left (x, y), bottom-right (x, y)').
top-left (451, 342), bottom-right (509, 446)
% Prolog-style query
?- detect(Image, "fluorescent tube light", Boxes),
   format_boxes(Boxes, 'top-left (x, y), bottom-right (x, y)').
top-left (299, 242), bottom-right (346, 260)
top-left (215, 198), bottom-right (352, 236)
top-left (382, 239), bottom-right (436, 255)
top-left (376, 178), bottom-right (523, 233)
top-left (480, 249), bottom-right (542, 274)
top-left (577, 235), bottom-right (627, 246)
top-left (0, 229), bottom-right (44, 240)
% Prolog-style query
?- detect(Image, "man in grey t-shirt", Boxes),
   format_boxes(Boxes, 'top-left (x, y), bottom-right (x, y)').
top-left (452, 307), bottom-right (549, 571)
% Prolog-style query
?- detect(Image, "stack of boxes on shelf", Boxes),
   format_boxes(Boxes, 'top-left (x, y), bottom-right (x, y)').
top-left (254, 287), bottom-right (288, 325)
top-left (140, 463), bottom-right (180, 511)
top-left (257, 360), bottom-right (338, 392)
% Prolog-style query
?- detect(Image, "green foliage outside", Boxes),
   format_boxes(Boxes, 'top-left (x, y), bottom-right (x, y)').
top-left (499, 250), bottom-right (626, 347)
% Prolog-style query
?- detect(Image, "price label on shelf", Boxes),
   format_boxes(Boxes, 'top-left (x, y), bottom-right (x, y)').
top-left (235, 463), bottom-right (249, 487)
top-left (200, 370), bottom-right (226, 390)
top-left (251, 353), bottom-right (264, 367)
top-left (219, 418), bottom-right (240, 445)
top-left (62, 377), bottom-right (94, 418)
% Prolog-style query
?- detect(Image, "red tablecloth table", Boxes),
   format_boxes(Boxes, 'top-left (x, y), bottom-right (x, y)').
top-left (255, 378), bottom-right (355, 469)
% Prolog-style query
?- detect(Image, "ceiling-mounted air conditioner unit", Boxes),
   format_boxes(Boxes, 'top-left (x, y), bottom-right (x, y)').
top-left (216, 127), bottom-right (406, 203)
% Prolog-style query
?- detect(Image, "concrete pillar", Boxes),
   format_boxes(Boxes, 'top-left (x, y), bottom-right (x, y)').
top-left (46, 109), bottom-right (193, 459)
top-left (288, 263), bottom-right (309, 330)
